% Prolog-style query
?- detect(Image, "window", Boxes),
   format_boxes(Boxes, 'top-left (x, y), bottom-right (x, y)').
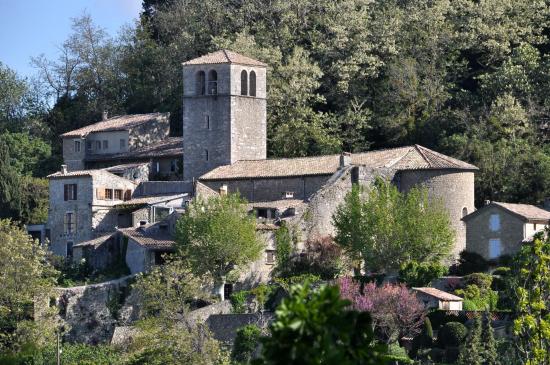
top-left (114, 189), bottom-right (123, 200)
top-left (249, 70), bottom-right (256, 96)
top-left (124, 190), bottom-right (132, 201)
top-left (489, 214), bottom-right (500, 232)
top-left (95, 141), bottom-right (101, 150)
top-left (170, 159), bottom-right (178, 172)
top-left (196, 70), bottom-right (206, 95)
top-left (266, 250), bottom-right (275, 265)
top-left (240, 70), bottom-right (248, 95)
top-left (205, 115), bottom-right (210, 129)
top-left (87, 141), bottom-right (92, 151)
top-left (64, 184), bottom-right (77, 201)
top-left (283, 191), bottom-right (294, 199)
top-left (120, 139), bottom-right (126, 149)
top-left (74, 140), bottom-right (81, 152)
top-left (205, 149), bottom-right (209, 161)
top-left (66, 241), bottom-right (74, 258)
top-left (105, 189), bottom-right (113, 200)
top-left (64, 213), bottom-right (76, 234)
top-left (208, 70), bottom-right (218, 95)
top-left (489, 238), bottom-right (502, 259)
top-left (103, 140), bottom-right (108, 149)
top-left (462, 207), bottom-right (468, 218)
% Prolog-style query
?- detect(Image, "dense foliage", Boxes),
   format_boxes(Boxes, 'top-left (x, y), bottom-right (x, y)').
top-left (399, 261), bottom-right (448, 287)
top-left (333, 180), bottom-right (454, 273)
top-left (255, 282), bottom-right (387, 365)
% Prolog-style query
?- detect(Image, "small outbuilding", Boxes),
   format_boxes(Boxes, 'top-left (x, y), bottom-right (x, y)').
top-left (413, 287), bottom-right (463, 311)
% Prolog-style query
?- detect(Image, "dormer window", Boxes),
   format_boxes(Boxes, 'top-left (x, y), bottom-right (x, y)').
top-left (208, 70), bottom-right (218, 95)
top-left (249, 70), bottom-right (256, 96)
top-left (196, 71), bottom-right (206, 95)
top-left (240, 70), bottom-right (248, 95)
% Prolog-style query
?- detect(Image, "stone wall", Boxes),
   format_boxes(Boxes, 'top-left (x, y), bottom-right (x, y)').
top-left (133, 181), bottom-right (193, 197)
top-left (206, 313), bottom-right (273, 344)
top-left (125, 238), bottom-right (151, 274)
top-left (62, 137), bottom-right (86, 171)
top-left (128, 113), bottom-right (170, 150)
top-left (86, 130), bottom-right (129, 155)
top-left (201, 175), bottom-right (331, 202)
top-left (397, 170), bottom-right (475, 258)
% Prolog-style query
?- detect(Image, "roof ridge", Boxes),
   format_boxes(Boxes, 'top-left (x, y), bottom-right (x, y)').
top-left (415, 145), bottom-right (461, 168)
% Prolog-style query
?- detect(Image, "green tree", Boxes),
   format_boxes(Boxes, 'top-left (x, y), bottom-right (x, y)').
top-left (399, 260), bottom-right (448, 287)
top-left (0, 132), bottom-right (53, 177)
top-left (255, 283), bottom-right (387, 365)
top-left (482, 311), bottom-right (499, 365)
top-left (175, 193), bottom-right (263, 300)
top-left (232, 324), bottom-right (262, 364)
top-left (512, 229), bottom-right (550, 365)
top-left (0, 219), bottom-right (58, 353)
top-left (457, 315), bottom-right (483, 365)
top-left (333, 179), bottom-right (454, 273)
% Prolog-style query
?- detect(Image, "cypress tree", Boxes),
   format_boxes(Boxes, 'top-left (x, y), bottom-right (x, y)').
top-left (457, 315), bottom-right (483, 365)
top-left (482, 311), bottom-right (499, 365)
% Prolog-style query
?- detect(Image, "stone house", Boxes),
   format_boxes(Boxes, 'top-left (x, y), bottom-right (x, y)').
top-left (61, 112), bottom-right (182, 180)
top-left (463, 201), bottom-right (550, 261)
top-left (412, 287), bottom-right (463, 311)
top-left (46, 167), bottom-right (137, 258)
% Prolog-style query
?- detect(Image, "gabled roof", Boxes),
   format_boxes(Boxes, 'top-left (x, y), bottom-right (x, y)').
top-left (86, 137), bottom-right (183, 162)
top-left (182, 50), bottom-right (267, 67)
top-left (118, 226), bottom-right (175, 250)
top-left (114, 193), bottom-right (186, 207)
top-left (47, 169), bottom-right (136, 186)
top-left (413, 287), bottom-right (463, 301)
top-left (61, 113), bottom-right (168, 138)
top-left (199, 145), bottom-right (478, 181)
top-left (73, 233), bottom-right (116, 248)
top-left (463, 202), bottom-right (550, 223)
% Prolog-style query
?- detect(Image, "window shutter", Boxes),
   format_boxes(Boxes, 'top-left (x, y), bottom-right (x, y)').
top-left (73, 184), bottom-right (77, 200)
top-left (64, 213), bottom-right (68, 233)
top-left (64, 185), bottom-right (68, 201)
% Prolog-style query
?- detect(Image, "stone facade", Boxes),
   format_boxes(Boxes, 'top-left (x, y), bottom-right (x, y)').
top-left (47, 171), bottom-right (136, 257)
top-left (465, 204), bottom-right (549, 260)
top-left (182, 62), bottom-right (267, 181)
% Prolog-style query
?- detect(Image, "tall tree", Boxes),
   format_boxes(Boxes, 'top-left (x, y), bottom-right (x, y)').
top-left (457, 315), bottom-right (483, 365)
top-left (175, 193), bottom-right (263, 300)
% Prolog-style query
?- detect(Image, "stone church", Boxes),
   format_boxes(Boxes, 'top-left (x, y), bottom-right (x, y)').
top-left (41, 49), bottom-right (478, 282)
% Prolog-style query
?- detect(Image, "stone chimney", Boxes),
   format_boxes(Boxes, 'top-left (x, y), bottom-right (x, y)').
top-left (219, 184), bottom-right (228, 196)
top-left (61, 164), bottom-right (68, 175)
top-left (102, 110), bottom-right (109, 120)
top-left (340, 152), bottom-right (351, 168)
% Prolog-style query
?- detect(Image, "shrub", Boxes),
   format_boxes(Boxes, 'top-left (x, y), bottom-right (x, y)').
top-left (250, 284), bottom-right (275, 311)
top-left (274, 273), bottom-right (322, 293)
top-left (463, 273), bottom-right (493, 291)
top-left (232, 324), bottom-right (262, 364)
top-left (383, 344), bottom-right (414, 364)
top-left (436, 322), bottom-right (467, 348)
top-left (399, 260), bottom-right (448, 287)
top-left (230, 290), bottom-right (250, 314)
top-left (450, 251), bottom-right (489, 275)
top-left (411, 317), bottom-right (433, 356)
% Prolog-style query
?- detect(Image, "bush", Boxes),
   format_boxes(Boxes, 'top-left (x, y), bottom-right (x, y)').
top-left (411, 318), bottom-right (433, 356)
top-left (230, 290), bottom-right (250, 314)
top-left (250, 284), bottom-right (275, 311)
top-left (399, 260), bottom-right (448, 287)
top-left (450, 251), bottom-right (489, 275)
top-left (455, 283), bottom-right (499, 310)
top-left (232, 324), bottom-right (262, 364)
top-left (40, 343), bottom-right (122, 365)
top-left (463, 273), bottom-right (493, 291)
top-left (274, 273), bottom-right (322, 293)
top-left (383, 344), bottom-right (414, 364)
top-left (436, 322), bottom-right (467, 348)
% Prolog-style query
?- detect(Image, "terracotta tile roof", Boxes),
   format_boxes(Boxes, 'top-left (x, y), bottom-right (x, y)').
top-left (73, 233), bottom-right (116, 248)
top-left (61, 113), bottom-right (168, 138)
top-left (413, 287), bottom-right (464, 301)
top-left (118, 226), bottom-right (175, 250)
top-left (200, 145), bottom-right (478, 180)
top-left (493, 202), bottom-right (550, 221)
top-left (182, 50), bottom-right (267, 67)
top-left (86, 137), bottom-right (183, 162)
top-left (115, 194), bottom-right (186, 207)
top-left (104, 162), bottom-right (149, 173)
top-left (47, 169), bottom-right (135, 186)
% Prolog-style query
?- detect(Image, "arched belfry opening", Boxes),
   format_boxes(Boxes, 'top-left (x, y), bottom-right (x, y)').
top-left (241, 70), bottom-right (248, 95)
top-left (249, 70), bottom-right (256, 96)
top-left (196, 71), bottom-right (205, 95)
top-left (208, 70), bottom-right (218, 95)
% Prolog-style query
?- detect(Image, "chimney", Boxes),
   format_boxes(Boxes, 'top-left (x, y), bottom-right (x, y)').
top-left (544, 197), bottom-right (550, 211)
top-left (340, 152), bottom-right (351, 168)
top-left (102, 110), bottom-right (108, 120)
top-left (61, 164), bottom-right (68, 175)
top-left (219, 184), bottom-right (228, 196)
top-left (484, 200), bottom-right (491, 206)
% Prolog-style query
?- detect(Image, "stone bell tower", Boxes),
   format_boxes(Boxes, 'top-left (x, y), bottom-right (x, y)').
top-left (182, 50), bottom-right (267, 181)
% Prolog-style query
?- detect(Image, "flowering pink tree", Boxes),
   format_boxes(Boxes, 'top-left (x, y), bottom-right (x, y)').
top-left (339, 277), bottom-right (426, 344)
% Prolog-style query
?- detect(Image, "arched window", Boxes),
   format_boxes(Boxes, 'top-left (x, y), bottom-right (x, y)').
top-left (249, 70), bottom-right (256, 97)
top-left (462, 207), bottom-right (468, 218)
top-left (208, 70), bottom-right (218, 95)
top-left (240, 70), bottom-right (248, 95)
top-left (196, 71), bottom-right (205, 95)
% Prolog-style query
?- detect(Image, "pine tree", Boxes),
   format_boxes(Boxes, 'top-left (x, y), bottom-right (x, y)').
top-left (457, 315), bottom-right (483, 365)
top-left (481, 311), bottom-right (499, 365)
